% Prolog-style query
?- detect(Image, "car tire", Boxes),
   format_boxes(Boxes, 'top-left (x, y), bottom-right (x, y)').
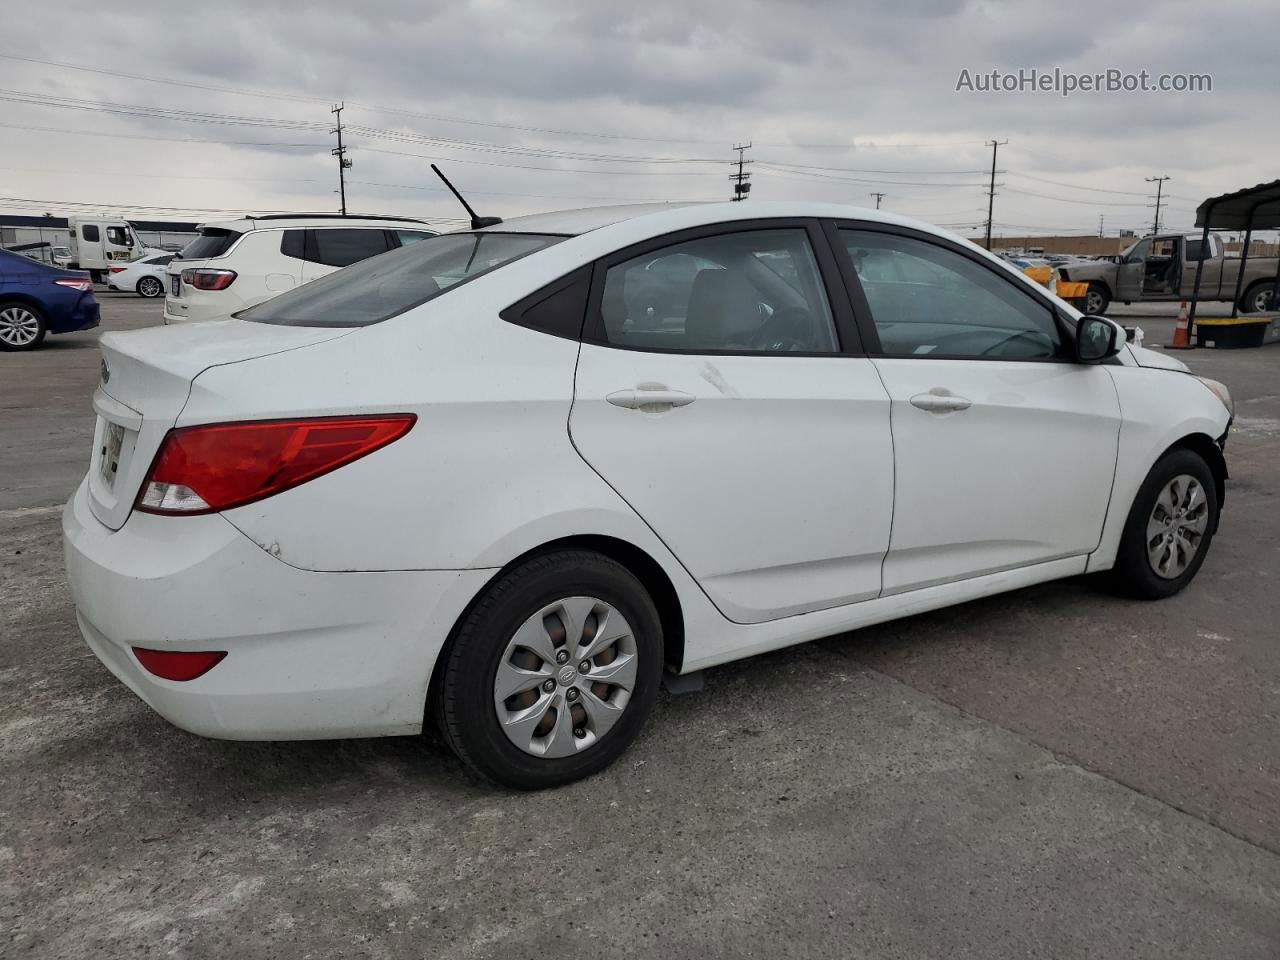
top-left (137, 276), bottom-right (164, 298)
top-left (1084, 283), bottom-right (1111, 316)
top-left (1110, 448), bottom-right (1218, 600)
top-left (436, 549), bottom-right (663, 789)
top-left (1239, 280), bottom-right (1274, 315)
top-left (0, 300), bottom-right (47, 352)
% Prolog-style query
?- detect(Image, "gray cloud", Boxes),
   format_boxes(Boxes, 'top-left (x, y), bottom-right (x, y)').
top-left (0, 0), bottom-right (1269, 236)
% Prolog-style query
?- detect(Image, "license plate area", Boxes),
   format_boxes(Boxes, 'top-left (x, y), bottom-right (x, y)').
top-left (99, 422), bottom-right (126, 490)
top-left (170, 275), bottom-right (182, 297)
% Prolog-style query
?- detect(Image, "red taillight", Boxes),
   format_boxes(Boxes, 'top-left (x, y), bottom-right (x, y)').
top-left (133, 647), bottom-right (226, 681)
top-left (53, 277), bottom-right (92, 291)
top-left (136, 415), bottom-right (416, 515)
top-left (181, 268), bottom-right (237, 291)
top-left (109, 267), bottom-right (126, 274)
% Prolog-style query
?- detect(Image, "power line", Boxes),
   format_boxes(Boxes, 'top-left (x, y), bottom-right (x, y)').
top-left (0, 121), bottom-right (327, 148)
top-left (0, 87), bottom-right (728, 166)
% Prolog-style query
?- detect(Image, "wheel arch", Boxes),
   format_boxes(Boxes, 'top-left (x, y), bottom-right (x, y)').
top-left (0, 292), bottom-right (47, 314)
top-left (426, 534), bottom-right (687, 726)
top-left (1161, 431), bottom-right (1227, 526)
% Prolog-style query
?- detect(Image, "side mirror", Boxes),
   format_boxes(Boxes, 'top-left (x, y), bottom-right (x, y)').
top-left (1075, 315), bottom-right (1121, 363)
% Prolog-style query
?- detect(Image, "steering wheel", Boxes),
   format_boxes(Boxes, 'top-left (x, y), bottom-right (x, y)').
top-left (749, 307), bottom-right (815, 352)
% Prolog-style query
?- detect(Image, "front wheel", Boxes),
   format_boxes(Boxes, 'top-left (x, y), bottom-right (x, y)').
top-left (1084, 283), bottom-right (1111, 316)
top-left (0, 301), bottom-right (47, 351)
top-left (137, 275), bottom-right (164, 298)
top-left (1111, 448), bottom-right (1217, 600)
top-left (436, 550), bottom-right (663, 789)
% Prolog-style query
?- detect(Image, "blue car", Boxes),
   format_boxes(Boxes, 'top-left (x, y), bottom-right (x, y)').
top-left (0, 248), bottom-right (100, 351)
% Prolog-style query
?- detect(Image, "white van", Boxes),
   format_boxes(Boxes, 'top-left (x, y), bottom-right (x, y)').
top-left (163, 214), bottom-right (436, 324)
top-left (67, 218), bottom-right (163, 282)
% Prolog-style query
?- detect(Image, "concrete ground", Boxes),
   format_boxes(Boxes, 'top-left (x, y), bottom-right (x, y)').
top-left (2, 293), bottom-right (1278, 958)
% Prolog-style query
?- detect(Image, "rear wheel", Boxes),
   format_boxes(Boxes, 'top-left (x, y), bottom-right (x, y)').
top-left (436, 549), bottom-right (663, 789)
top-left (1111, 448), bottom-right (1217, 599)
top-left (1240, 281), bottom-right (1274, 314)
top-left (0, 301), bottom-right (46, 351)
top-left (1084, 283), bottom-right (1111, 316)
top-left (137, 275), bottom-right (164, 298)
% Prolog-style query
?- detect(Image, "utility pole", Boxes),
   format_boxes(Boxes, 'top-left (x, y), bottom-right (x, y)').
top-left (983, 139), bottom-right (1007, 249)
top-left (730, 143), bottom-right (752, 201)
top-left (331, 103), bottom-right (352, 216)
top-left (869, 192), bottom-right (885, 210)
top-left (1098, 214), bottom-right (1105, 237)
top-left (1146, 176), bottom-right (1170, 235)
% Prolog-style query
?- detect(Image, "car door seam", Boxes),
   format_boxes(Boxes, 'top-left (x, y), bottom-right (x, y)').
top-left (566, 343), bottom-right (740, 625)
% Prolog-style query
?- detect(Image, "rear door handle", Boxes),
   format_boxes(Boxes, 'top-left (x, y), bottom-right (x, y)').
top-left (606, 387), bottom-right (697, 410)
top-left (909, 391), bottom-right (971, 414)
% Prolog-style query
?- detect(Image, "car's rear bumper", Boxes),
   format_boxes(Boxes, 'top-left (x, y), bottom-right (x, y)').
top-left (62, 478), bottom-right (491, 740)
top-left (49, 296), bottom-right (99, 335)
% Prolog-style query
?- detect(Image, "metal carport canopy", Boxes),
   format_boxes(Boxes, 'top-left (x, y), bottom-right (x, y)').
top-left (1189, 180), bottom-right (1280, 324)
top-left (1194, 180), bottom-right (1280, 230)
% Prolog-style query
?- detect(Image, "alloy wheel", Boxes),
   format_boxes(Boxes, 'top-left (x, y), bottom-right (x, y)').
top-left (1146, 474), bottom-right (1209, 579)
top-left (0, 306), bottom-right (40, 347)
top-left (1086, 290), bottom-right (1104, 315)
top-left (493, 596), bottom-right (638, 758)
top-left (139, 276), bottom-right (163, 298)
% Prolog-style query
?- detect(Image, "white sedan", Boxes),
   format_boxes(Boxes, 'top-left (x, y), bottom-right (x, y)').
top-left (64, 202), bottom-right (1233, 788)
top-left (106, 253), bottom-right (174, 298)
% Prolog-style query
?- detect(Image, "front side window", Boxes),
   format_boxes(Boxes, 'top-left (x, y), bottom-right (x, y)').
top-left (306, 228), bottom-right (392, 268)
top-left (598, 228), bottom-right (838, 353)
top-left (841, 230), bottom-right (1062, 360)
top-left (105, 226), bottom-right (131, 246)
top-left (242, 232), bottom-right (562, 327)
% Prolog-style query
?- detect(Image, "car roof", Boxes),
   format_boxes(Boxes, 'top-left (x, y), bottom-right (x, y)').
top-left (193, 215), bottom-right (436, 232)
top-left (471, 200), bottom-right (975, 245)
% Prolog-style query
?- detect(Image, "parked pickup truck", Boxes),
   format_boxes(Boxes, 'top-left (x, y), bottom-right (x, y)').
top-left (1061, 232), bottom-right (1279, 315)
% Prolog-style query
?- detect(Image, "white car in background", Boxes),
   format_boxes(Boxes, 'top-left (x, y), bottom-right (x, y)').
top-left (65, 201), bottom-right (1232, 789)
top-left (164, 214), bottom-right (436, 324)
top-left (107, 253), bottom-right (175, 298)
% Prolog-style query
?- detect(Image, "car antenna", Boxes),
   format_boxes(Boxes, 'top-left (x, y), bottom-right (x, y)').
top-left (431, 164), bottom-right (502, 230)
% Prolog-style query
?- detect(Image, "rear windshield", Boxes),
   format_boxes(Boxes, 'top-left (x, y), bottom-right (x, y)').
top-left (241, 232), bottom-right (564, 327)
top-left (179, 228), bottom-right (242, 260)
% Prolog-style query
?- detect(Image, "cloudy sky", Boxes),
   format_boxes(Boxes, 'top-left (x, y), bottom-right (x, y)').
top-left (1, 0), bottom-right (1271, 239)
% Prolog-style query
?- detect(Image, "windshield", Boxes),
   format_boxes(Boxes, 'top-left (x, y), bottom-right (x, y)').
top-left (242, 232), bottom-right (564, 327)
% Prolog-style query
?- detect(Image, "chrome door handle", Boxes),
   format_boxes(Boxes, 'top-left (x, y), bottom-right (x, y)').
top-left (606, 387), bottom-right (697, 410)
top-left (909, 391), bottom-right (971, 413)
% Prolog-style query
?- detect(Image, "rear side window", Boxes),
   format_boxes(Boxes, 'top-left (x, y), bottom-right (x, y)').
top-left (280, 230), bottom-right (305, 259)
top-left (180, 228), bottom-right (242, 259)
top-left (501, 267), bottom-right (591, 340)
top-left (241, 232), bottom-right (564, 327)
top-left (81, 225), bottom-right (100, 242)
top-left (395, 230), bottom-right (435, 247)
top-left (148, 255), bottom-right (174, 266)
top-left (305, 228), bottom-right (392, 268)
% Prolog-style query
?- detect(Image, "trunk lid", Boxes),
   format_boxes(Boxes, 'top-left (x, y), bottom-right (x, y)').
top-left (88, 319), bottom-right (353, 529)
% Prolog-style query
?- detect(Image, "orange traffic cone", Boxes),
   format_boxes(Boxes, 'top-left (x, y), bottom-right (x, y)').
top-left (1169, 300), bottom-right (1194, 349)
